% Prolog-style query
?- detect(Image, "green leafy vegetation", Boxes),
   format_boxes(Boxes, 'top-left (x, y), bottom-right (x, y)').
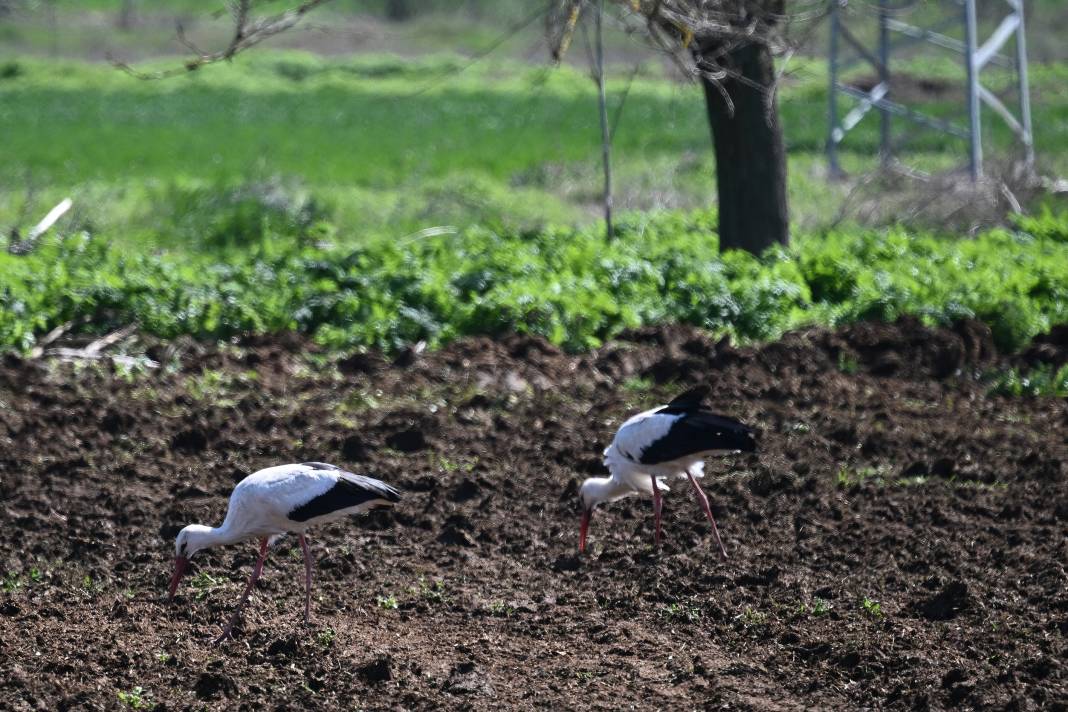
top-left (987, 364), bottom-right (1068, 397)
top-left (836, 465), bottom-right (887, 489)
top-left (738, 606), bottom-right (768, 628)
top-left (622, 376), bottom-right (655, 392)
top-left (797, 597), bottom-right (832, 617)
top-left (317, 628), bottom-right (336, 648)
top-left (412, 577), bottom-right (448, 604)
top-left (861, 597), bottom-right (884, 619)
top-left (116, 687), bottom-right (151, 710)
top-left (376, 594), bottom-right (399, 610)
top-left (660, 602), bottom-right (702, 622)
top-left (190, 572), bottom-right (221, 601)
top-left (488, 601), bottom-right (516, 617)
top-left (2, 208), bottom-right (1067, 354)
top-left (2, 572), bottom-right (22, 592)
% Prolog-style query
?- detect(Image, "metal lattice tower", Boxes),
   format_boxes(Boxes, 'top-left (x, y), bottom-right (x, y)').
top-left (827, 0), bottom-right (1034, 181)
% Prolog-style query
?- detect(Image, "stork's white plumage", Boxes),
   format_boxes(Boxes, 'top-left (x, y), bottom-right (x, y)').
top-left (167, 462), bottom-right (400, 643)
top-left (579, 390), bottom-right (756, 558)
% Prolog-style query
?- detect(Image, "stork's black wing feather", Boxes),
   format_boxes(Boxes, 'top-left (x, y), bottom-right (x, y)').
top-left (667, 385), bottom-right (710, 406)
top-left (638, 408), bottom-right (756, 464)
top-left (288, 472), bottom-right (401, 523)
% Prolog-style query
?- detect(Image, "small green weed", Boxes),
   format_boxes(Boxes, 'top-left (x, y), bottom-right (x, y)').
top-left (412, 577), bottom-right (448, 604)
top-left (2, 573), bottom-right (21, 592)
top-left (837, 352), bottom-right (859, 374)
top-left (186, 369), bottom-right (259, 407)
top-left (738, 606), bottom-right (767, 626)
top-left (797, 597), bottom-right (832, 617)
top-left (489, 601), bottom-right (515, 617)
top-left (317, 628), bottom-right (336, 647)
top-left (117, 687), bottom-right (151, 710)
top-left (433, 454), bottom-right (478, 474)
top-left (861, 597), bottom-right (884, 619)
top-left (622, 376), bottom-right (654, 392)
top-left (190, 572), bottom-right (221, 601)
top-left (660, 602), bottom-right (702, 622)
top-left (376, 594), bottom-right (399, 610)
top-left (81, 574), bottom-right (104, 596)
top-left (836, 466), bottom-right (883, 489)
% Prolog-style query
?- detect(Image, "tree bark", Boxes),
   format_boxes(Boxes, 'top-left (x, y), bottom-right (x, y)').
top-left (118, 0), bottom-right (137, 31)
top-left (698, 41), bottom-right (789, 254)
top-left (385, 0), bottom-right (412, 22)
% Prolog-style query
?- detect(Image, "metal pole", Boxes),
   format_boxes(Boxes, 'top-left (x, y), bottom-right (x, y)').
top-left (1011, 0), bottom-right (1034, 168)
top-left (828, 0), bottom-right (841, 179)
top-left (878, 0), bottom-right (891, 168)
top-left (963, 0), bottom-right (982, 181)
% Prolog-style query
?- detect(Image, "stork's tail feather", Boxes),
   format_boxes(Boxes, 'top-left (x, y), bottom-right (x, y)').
top-left (365, 478), bottom-right (401, 503)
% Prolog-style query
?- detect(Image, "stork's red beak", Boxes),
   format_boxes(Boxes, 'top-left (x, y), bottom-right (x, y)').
top-left (167, 556), bottom-right (189, 601)
top-left (579, 508), bottom-right (592, 553)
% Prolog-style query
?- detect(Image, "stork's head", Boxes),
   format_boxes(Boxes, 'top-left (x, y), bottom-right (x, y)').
top-left (168, 524), bottom-right (212, 600)
top-left (578, 474), bottom-right (640, 553)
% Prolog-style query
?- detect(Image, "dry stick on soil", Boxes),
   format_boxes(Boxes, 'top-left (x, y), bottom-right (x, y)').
top-left (27, 321), bottom-right (74, 359)
top-left (44, 325), bottom-right (159, 369)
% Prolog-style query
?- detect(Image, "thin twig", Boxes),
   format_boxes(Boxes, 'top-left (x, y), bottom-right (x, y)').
top-left (594, 0), bottom-right (614, 239)
top-left (111, 0), bottom-right (333, 79)
top-left (44, 349), bottom-right (159, 369)
top-left (83, 324), bottom-right (138, 357)
top-left (28, 321), bottom-right (74, 359)
top-left (609, 62), bottom-right (641, 141)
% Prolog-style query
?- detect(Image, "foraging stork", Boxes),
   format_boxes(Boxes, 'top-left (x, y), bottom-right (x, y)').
top-left (579, 390), bottom-right (756, 558)
top-left (167, 462), bottom-right (400, 643)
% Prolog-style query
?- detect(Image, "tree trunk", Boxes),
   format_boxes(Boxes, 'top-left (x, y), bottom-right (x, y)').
top-left (698, 41), bottom-right (789, 255)
top-left (385, 0), bottom-right (412, 22)
top-left (117, 0), bottom-right (137, 31)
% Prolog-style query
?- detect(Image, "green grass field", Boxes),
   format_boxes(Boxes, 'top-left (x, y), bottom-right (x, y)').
top-left (2, 51), bottom-right (1066, 252)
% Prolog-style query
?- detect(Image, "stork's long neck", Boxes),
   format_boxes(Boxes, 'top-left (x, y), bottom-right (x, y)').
top-left (189, 521), bottom-right (247, 551)
top-left (582, 475), bottom-right (634, 506)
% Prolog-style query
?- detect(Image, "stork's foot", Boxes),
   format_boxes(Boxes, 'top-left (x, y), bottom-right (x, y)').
top-left (212, 627), bottom-right (235, 645)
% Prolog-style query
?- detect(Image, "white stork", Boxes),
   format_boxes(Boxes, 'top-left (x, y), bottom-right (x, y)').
top-left (167, 462), bottom-right (400, 643)
top-left (579, 390), bottom-right (756, 558)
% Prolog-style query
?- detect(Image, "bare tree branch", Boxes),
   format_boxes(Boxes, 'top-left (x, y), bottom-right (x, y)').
top-left (110, 0), bottom-right (333, 79)
top-left (547, 0), bottom-right (828, 110)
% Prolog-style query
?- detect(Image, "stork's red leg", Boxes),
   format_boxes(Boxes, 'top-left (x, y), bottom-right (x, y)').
top-left (686, 471), bottom-right (728, 561)
top-left (214, 537), bottom-right (269, 644)
top-left (650, 474), bottom-right (663, 548)
top-left (299, 534), bottom-right (313, 625)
